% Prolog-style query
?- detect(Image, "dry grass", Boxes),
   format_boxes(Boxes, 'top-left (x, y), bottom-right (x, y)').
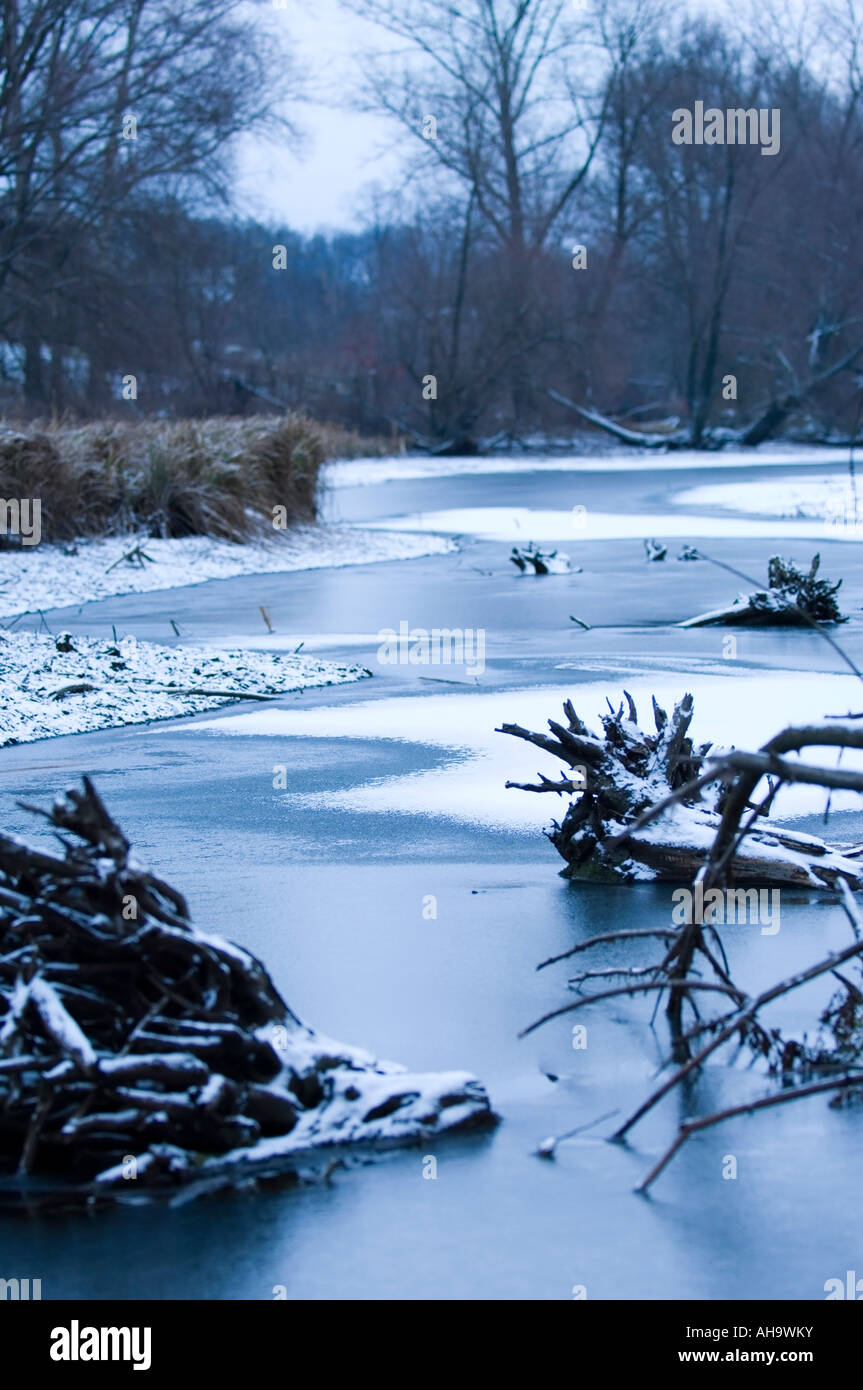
top-left (0, 414), bottom-right (399, 543)
top-left (314, 421), bottom-right (404, 461)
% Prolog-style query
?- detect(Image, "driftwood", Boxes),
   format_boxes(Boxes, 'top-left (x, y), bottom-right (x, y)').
top-left (510, 543), bottom-right (573, 575)
top-left (511, 697), bottom-right (863, 1188)
top-left (0, 779), bottom-right (496, 1211)
top-left (682, 554), bottom-right (846, 627)
top-left (499, 691), bottom-right (863, 888)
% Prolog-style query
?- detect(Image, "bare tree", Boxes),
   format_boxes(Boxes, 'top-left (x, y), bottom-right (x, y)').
top-left (0, 0), bottom-right (296, 401)
top-left (341, 0), bottom-right (613, 252)
top-left (341, 0), bottom-right (626, 430)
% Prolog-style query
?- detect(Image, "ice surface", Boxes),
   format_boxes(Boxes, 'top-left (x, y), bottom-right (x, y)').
top-left (193, 670), bottom-right (863, 828)
top-left (355, 506), bottom-right (859, 543)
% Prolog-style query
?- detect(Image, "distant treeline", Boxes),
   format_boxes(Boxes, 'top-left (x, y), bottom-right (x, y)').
top-left (4, 1), bottom-right (863, 450)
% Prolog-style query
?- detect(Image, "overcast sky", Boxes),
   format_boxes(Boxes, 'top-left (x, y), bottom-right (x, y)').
top-left (233, 0), bottom-right (400, 234)
top-left (233, 0), bottom-right (807, 235)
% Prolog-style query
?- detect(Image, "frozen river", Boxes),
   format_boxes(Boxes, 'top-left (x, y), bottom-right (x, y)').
top-left (2, 451), bottom-right (862, 1299)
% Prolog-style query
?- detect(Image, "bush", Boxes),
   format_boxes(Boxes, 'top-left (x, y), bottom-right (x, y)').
top-left (0, 414), bottom-right (335, 543)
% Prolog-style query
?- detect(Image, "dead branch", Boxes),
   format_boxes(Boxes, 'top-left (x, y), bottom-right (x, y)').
top-left (636, 1073), bottom-right (863, 1193)
top-left (614, 928), bottom-right (863, 1143)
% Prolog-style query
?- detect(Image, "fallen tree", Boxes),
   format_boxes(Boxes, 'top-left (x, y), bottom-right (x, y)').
top-left (547, 389), bottom-right (692, 450)
top-left (0, 779), bottom-right (496, 1211)
top-left (548, 333), bottom-right (863, 449)
top-left (499, 692), bottom-right (863, 888)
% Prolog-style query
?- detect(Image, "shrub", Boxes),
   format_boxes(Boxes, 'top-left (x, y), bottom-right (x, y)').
top-left (0, 414), bottom-right (334, 542)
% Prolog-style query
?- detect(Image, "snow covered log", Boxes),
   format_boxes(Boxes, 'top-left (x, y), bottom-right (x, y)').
top-left (499, 692), bottom-right (863, 888)
top-left (0, 779), bottom-right (496, 1210)
top-left (681, 554), bottom-right (846, 627)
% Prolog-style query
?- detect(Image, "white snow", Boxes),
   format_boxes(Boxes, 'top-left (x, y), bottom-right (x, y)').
top-left (675, 474), bottom-right (863, 531)
top-left (354, 505), bottom-right (861, 543)
top-left (324, 445), bottom-right (852, 489)
top-left (97, 1069), bottom-right (494, 1185)
top-left (286, 1068), bottom-right (491, 1149)
top-left (0, 631), bottom-right (369, 745)
top-left (29, 976), bottom-right (97, 1069)
top-left (0, 526), bottom-right (455, 620)
top-left (632, 803), bottom-right (863, 889)
top-left (92, 1016), bottom-right (495, 1190)
top-left (192, 669), bottom-right (863, 830)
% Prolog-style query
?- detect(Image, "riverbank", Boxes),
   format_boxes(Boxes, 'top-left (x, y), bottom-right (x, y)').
top-left (0, 526), bottom-right (455, 619)
top-left (0, 630), bottom-right (370, 745)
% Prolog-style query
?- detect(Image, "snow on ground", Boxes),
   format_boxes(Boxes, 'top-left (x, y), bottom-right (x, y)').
top-left (0, 631), bottom-right (369, 745)
top-left (193, 667), bottom-right (863, 831)
top-left (0, 526), bottom-right (455, 620)
top-left (324, 444), bottom-right (852, 489)
top-left (356, 504), bottom-right (861, 543)
top-left (676, 474), bottom-right (862, 531)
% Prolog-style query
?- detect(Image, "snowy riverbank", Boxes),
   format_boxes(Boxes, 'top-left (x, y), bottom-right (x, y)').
top-left (0, 526), bottom-right (455, 620)
top-left (0, 631), bottom-right (370, 745)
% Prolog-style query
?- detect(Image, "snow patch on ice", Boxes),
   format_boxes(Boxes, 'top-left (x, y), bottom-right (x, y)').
top-left (192, 670), bottom-right (863, 830)
top-left (675, 474), bottom-right (863, 530)
top-left (354, 505), bottom-right (861, 543)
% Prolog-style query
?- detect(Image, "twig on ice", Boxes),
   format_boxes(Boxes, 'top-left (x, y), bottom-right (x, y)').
top-left (636, 1073), bottom-right (863, 1193)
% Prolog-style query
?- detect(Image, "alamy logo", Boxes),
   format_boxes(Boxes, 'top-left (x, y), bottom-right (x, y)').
top-left (0, 1276), bottom-right (41, 1299)
top-left (672, 101), bottom-right (780, 156)
top-left (825, 1270), bottom-right (863, 1299)
top-left (672, 884), bottom-right (780, 935)
top-left (50, 1321), bottom-right (151, 1371)
top-left (0, 497), bottom-right (41, 545)
top-left (377, 621), bottom-right (486, 676)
